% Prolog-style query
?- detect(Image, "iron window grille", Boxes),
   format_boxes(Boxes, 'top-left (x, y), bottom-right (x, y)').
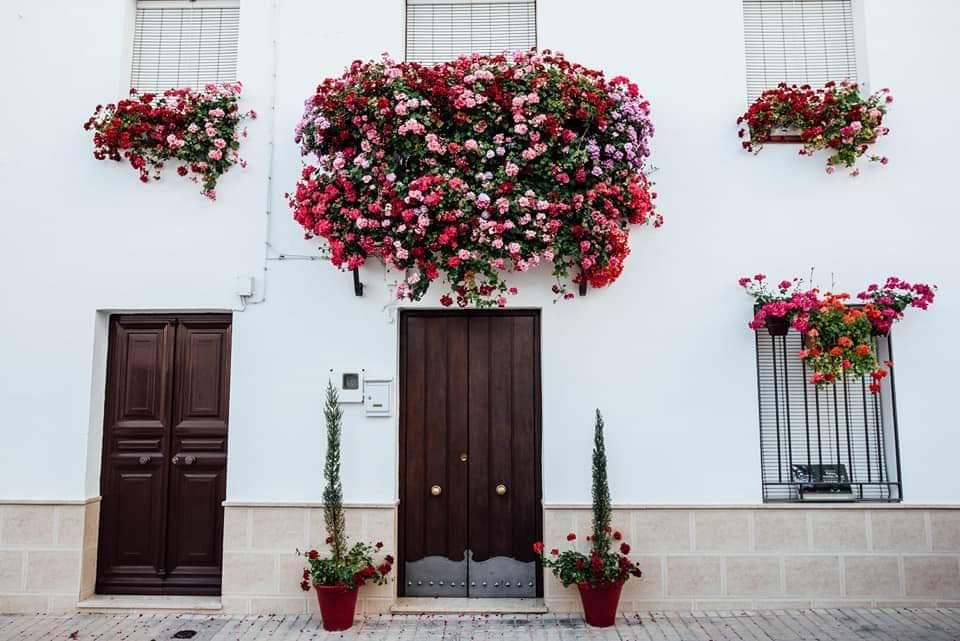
top-left (755, 327), bottom-right (902, 503)
top-left (743, 0), bottom-right (859, 101)
top-left (404, 0), bottom-right (537, 65)
top-left (131, 0), bottom-right (240, 93)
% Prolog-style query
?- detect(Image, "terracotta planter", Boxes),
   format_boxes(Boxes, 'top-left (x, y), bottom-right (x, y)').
top-left (577, 579), bottom-right (624, 628)
top-left (764, 316), bottom-right (790, 337)
top-left (314, 584), bottom-right (360, 631)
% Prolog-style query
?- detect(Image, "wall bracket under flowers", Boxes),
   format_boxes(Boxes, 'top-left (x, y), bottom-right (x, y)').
top-left (737, 81), bottom-right (894, 176)
top-left (289, 51), bottom-right (662, 308)
top-left (83, 83), bottom-right (255, 200)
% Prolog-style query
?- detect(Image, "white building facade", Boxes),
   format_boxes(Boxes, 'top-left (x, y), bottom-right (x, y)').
top-left (1, 0), bottom-right (959, 615)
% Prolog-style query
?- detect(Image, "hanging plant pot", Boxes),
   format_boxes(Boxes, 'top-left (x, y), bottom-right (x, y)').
top-left (578, 579), bottom-right (624, 627)
top-left (314, 584), bottom-right (360, 631)
top-left (767, 127), bottom-right (804, 143)
top-left (764, 316), bottom-right (791, 337)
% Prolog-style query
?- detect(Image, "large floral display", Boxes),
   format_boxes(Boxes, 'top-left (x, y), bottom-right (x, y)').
top-left (289, 51), bottom-right (661, 307)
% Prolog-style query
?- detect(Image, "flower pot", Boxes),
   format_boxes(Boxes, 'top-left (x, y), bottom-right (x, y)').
top-left (577, 579), bottom-right (624, 628)
top-left (767, 127), bottom-right (804, 143)
top-left (314, 584), bottom-right (360, 631)
top-left (764, 316), bottom-right (790, 337)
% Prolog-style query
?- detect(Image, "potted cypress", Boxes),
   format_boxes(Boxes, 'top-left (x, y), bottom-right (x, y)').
top-left (298, 383), bottom-right (393, 631)
top-left (532, 410), bottom-right (642, 627)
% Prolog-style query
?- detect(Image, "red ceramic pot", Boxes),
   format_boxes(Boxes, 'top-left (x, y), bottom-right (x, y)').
top-left (764, 315), bottom-right (790, 337)
top-left (314, 584), bottom-right (360, 631)
top-left (577, 579), bottom-right (624, 628)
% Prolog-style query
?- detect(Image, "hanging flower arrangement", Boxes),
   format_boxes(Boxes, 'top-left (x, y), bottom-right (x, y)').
top-left (289, 51), bottom-right (661, 307)
top-left (83, 83), bottom-right (256, 199)
top-left (737, 81), bottom-right (893, 176)
top-left (740, 275), bottom-right (936, 393)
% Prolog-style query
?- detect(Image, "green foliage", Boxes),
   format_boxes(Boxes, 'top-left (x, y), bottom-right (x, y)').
top-left (297, 382), bottom-right (395, 591)
top-left (323, 382), bottom-right (346, 562)
top-left (591, 410), bottom-right (611, 555)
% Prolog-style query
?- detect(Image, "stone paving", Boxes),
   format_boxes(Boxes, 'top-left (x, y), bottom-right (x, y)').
top-left (1, 609), bottom-right (959, 640)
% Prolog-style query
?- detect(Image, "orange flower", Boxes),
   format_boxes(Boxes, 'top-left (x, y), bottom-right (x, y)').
top-left (842, 359), bottom-right (852, 369)
top-left (855, 345), bottom-right (870, 357)
top-left (829, 346), bottom-right (843, 357)
top-left (838, 336), bottom-right (853, 347)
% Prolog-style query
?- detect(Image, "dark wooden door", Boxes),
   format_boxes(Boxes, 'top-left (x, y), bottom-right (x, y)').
top-left (97, 314), bottom-right (231, 595)
top-left (399, 311), bottom-right (541, 598)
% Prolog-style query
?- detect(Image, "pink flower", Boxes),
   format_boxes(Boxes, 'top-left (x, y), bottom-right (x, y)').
top-left (208, 149), bottom-right (223, 160)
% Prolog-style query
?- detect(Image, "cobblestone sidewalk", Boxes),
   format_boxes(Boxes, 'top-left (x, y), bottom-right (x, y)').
top-left (1, 609), bottom-right (959, 640)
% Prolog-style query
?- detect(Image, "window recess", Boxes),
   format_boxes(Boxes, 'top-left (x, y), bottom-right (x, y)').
top-left (756, 327), bottom-right (902, 503)
top-left (743, 0), bottom-right (859, 101)
top-left (131, 0), bottom-right (240, 93)
top-left (405, 0), bottom-right (537, 65)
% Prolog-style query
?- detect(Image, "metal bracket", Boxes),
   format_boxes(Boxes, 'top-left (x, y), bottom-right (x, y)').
top-left (352, 268), bottom-right (364, 296)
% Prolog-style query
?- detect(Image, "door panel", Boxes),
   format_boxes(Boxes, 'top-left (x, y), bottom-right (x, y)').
top-left (98, 314), bottom-right (231, 596)
top-left (400, 311), bottom-right (541, 598)
top-left (97, 318), bottom-right (174, 594)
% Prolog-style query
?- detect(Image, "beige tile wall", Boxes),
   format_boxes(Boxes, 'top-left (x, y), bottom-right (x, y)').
top-left (0, 502), bottom-right (91, 613)
top-left (4, 502), bottom-right (959, 614)
top-left (221, 505), bottom-right (397, 615)
top-left (542, 507), bottom-right (960, 612)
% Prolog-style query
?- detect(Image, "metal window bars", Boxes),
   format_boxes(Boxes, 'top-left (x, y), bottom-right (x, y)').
top-left (756, 328), bottom-right (902, 502)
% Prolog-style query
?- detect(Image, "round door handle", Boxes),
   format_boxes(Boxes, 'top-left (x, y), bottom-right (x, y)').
top-left (430, 485), bottom-right (442, 497)
top-left (138, 455), bottom-right (151, 465)
top-left (495, 484), bottom-right (507, 496)
top-left (171, 456), bottom-right (180, 465)
top-left (184, 455), bottom-right (196, 466)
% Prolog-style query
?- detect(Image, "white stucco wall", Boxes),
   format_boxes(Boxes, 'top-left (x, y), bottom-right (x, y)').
top-left (1, 0), bottom-right (957, 505)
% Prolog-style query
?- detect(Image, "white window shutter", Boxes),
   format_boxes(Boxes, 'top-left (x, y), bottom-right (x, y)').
top-left (405, 0), bottom-right (537, 65)
top-left (743, 0), bottom-right (858, 100)
top-left (131, 0), bottom-right (241, 93)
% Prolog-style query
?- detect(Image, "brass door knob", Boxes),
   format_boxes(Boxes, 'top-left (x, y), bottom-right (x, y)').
top-left (430, 485), bottom-right (442, 496)
top-left (495, 484), bottom-right (507, 496)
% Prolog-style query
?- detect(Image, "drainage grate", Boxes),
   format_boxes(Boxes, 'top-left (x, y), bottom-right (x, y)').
top-left (172, 631), bottom-right (197, 639)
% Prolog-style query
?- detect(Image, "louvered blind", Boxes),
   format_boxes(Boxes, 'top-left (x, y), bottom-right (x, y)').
top-left (405, 0), bottom-right (537, 65)
top-left (131, 0), bottom-right (240, 93)
top-left (743, 0), bottom-right (858, 100)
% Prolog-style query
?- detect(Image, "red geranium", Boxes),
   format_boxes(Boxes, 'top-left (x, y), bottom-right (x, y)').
top-left (83, 83), bottom-right (255, 199)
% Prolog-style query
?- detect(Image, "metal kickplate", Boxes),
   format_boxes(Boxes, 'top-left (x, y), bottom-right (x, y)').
top-left (467, 551), bottom-right (536, 597)
top-left (404, 555), bottom-right (468, 596)
top-left (405, 551), bottom-right (536, 597)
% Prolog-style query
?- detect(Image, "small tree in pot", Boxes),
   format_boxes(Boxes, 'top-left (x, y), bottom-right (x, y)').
top-left (533, 410), bottom-right (641, 627)
top-left (299, 383), bottom-right (393, 631)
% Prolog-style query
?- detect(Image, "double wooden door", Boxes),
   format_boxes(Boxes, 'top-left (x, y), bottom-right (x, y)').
top-left (399, 311), bottom-right (542, 598)
top-left (96, 314), bottom-right (232, 595)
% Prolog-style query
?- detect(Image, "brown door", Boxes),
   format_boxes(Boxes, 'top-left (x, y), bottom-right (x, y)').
top-left (96, 314), bottom-right (231, 595)
top-left (399, 311), bottom-right (541, 598)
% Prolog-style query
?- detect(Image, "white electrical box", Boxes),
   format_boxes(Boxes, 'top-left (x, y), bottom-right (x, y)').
top-left (364, 379), bottom-right (392, 416)
top-left (330, 369), bottom-right (364, 403)
top-left (233, 276), bottom-right (254, 297)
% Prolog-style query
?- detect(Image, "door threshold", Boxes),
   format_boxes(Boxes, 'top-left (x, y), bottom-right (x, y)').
top-left (391, 597), bottom-right (548, 614)
top-left (78, 595), bottom-right (223, 612)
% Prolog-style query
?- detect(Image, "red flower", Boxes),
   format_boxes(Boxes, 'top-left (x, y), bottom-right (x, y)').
top-left (613, 531), bottom-right (622, 541)
top-left (375, 541), bottom-right (383, 549)
top-left (300, 580), bottom-right (310, 591)
top-left (550, 549), bottom-right (559, 556)
top-left (532, 541), bottom-right (545, 554)
top-left (307, 549), bottom-right (319, 560)
top-left (619, 542), bottom-right (631, 555)
top-left (566, 533), bottom-right (577, 541)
